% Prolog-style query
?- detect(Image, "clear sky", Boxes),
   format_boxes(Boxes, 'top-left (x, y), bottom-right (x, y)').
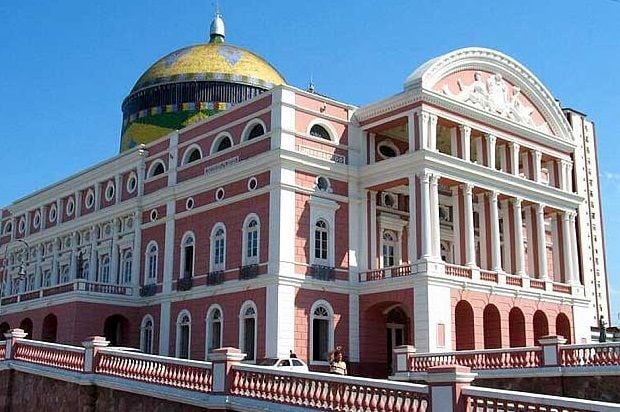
top-left (1, 1), bottom-right (619, 321)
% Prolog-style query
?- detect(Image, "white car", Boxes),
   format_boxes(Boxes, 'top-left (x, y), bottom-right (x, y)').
top-left (258, 357), bottom-right (309, 372)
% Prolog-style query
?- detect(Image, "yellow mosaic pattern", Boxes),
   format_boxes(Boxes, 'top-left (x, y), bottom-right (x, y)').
top-left (132, 43), bottom-right (285, 92)
top-left (120, 122), bottom-right (174, 151)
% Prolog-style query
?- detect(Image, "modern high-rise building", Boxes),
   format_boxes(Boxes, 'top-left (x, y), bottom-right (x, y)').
top-left (0, 15), bottom-right (609, 377)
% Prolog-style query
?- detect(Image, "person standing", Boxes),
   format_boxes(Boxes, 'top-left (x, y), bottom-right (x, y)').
top-left (329, 350), bottom-right (348, 375)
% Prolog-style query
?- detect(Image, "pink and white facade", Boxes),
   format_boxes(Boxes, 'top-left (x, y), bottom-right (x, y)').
top-left (0, 47), bottom-right (608, 377)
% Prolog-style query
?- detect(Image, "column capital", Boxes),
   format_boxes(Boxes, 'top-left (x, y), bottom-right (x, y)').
top-left (430, 173), bottom-right (440, 185)
top-left (418, 170), bottom-right (432, 183)
top-left (450, 185), bottom-right (460, 195)
top-left (508, 141), bottom-right (520, 150)
top-left (458, 124), bottom-right (471, 135)
top-left (429, 113), bottom-right (438, 125)
top-left (534, 203), bottom-right (546, 214)
top-left (420, 111), bottom-right (430, 122)
top-left (488, 191), bottom-right (499, 201)
top-left (534, 150), bottom-right (543, 160)
top-left (486, 133), bottom-right (497, 143)
top-left (510, 197), bottom-right (523, 208)
top-left (462, 183), bottom-right (474, 195)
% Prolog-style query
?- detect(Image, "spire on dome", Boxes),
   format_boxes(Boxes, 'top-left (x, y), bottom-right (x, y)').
top-left (209, 10), bottom-right (225, 43)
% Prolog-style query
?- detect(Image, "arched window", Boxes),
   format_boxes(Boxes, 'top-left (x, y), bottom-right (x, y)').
top-left (206, 305), bottom-right (223, 355)
top-left (533, 310), bottom-right (549, 345)
top-left (60, 265), bottom-right (70, 284)
top-left (183, 146), bottom-right (202, 165)
top-left (81, 262), bottom-right (90, 281)
top-left (145, 242), bottom-right (158, 284)
top-left (556, 313), bottom-right (571, 343)
top-left (176, 311), bottom-right (191, 359)
top-left (211, 224), bottom-right (226, 271)
top-left (121, 250), bottom-right (132, 284)
top-left (310, 124), bottom-right (331, 140)
top-left (140, 315), bottom-right (154, 354)
top-left (181, 233), bottom-right (195, 279)
top-left (247, 124), bottom-right (265, 140)
top-left (239, 302), bottom-right (257, 362)
top-left (455, 301), bottom-right (475, 350)
top-left (212, 133), bottom-right (233, 154)
top-left (483, 304), bottom-right (502, 349)
top-left (509, 307), bottom-right (526, 347)
top-left (310, 301), bottom-right (333, 362)
top-left (381, 230), bottom-right (398, 268)
top-left (313, 219), bottom-right (329, 264)
top-left (243, 215), bottom-right (260, 265)
top-left (99, 256), bottom-right (110, 283)
top-left (148, 160), bottom-right (166, 178)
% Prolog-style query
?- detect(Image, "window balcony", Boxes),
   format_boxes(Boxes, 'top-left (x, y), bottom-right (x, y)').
top-left (239, 264), bottom-right (259, 280)
top-left (206, 271), bottom-right (223, 286)
top-left (177, 277), bottom-right (193, 291)
top-left (139, 283), bottom-right (157, 297)
top-left (309, 264), bottom-right (335, 281)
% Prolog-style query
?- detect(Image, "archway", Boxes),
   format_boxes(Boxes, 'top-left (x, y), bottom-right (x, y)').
top-left (509, 308), bottom-right (526, 347)
top-left (483, 304), bottom-right (502, 349)
top-left (0, 322), bottom-right (10, 336)
top-left (556, 313), bottom-right (571, 344)
top-left (103, 315), bottom-right (130, 346)
top-left (386, 307), bottom-right (408, 375)
top-left (19, 318), bottom-right (33, 339)
top-left (42, 314), bottom-right (58, 343)
top-left (533, 310), bottom-right (549, 345)
top-left (455, 301), bottom-right (475, 350)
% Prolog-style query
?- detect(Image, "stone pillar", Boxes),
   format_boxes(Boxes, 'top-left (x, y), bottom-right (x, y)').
top-left (115, 174), bottom-right (122, 205)
top-left (408, 178), bottom-right (417, 263)
top-left (370, 191), bottom-right (378, 268)
top-left (75, 191), bottom-right (82, 218)
top-left (132, 211), bottom-right (142, 290)
top-left (89, 226), bottom-right (98, 282)
top-left (550, 213), bottom-right (561, 282)
top-left (430, 174), bottom-right (441, 259)
top-left (82, 336), bottom-right (110, 373)
top-left (539, 335), bottom-right (567, 366)
top-left (486, 134), bottom-right (497, 170)
top-left (489, 191), bottom-right (502, 272)
top-left (110, 220), bottom-right (120, 284)
top-left (451, 187), bottom-right (461, 265)
top-left (450, 128), bottom-right (458, 157)
top-left (477, 193), bottom-right (488, 269)
top-left (70, 232), bottom-right (78, 280)
top-left (429, 114), bottom-right (438, 151)
top-left (512, 198), bottom-right (526, 276)
top-left (566, 163), bottom-right (574, 192)
top-left (209, 347), bottom-right (246, 394)
top-left (533, 151), bottom-right (542, 183)
top-left (420, 172), bottom-right (432, 259)
top-left (562, 211), bottom-right (575, 284)
top-left (535, 204), bottom-right (548, 280)
top-left (473, 136), bottom-right (483, 165)
top-left (510, 142), bottom-right (520, 176)
top-left (407, 113), bottom-right (416, 151)
top-left (459, 125), bottom-right (471, 162)
top-left (426, 365), bottom-right (477, 412)
top-left (4, 328), bottom-right (28, 359)
top-left (463, 184), bottom-right (476, 267)
top-left (498, 144), bottom-right (507, 172)
top-left (569, 212), bottom-right (580, 285)
top-left (500, 200), bottom-right (512, 272)
top-left (393, 345), bottom-right (416, 374)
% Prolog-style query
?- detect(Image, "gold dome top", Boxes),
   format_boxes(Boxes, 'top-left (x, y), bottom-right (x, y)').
top-left (131, 42), bottom-right (286, 93)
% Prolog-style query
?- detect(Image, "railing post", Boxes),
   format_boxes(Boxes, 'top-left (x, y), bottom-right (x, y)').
top-left (426, 365), bottom-right (477, 412)
top-left (209, 347), bottom-right (246, 394)
top-left (4, 328), bottom-right (28, 360)
top-left (538, 335), bottom-right (566, 367)
top-left (393, 345), bottom-right (416, 374)
top-left (82, 336), bottom-right (109, 373)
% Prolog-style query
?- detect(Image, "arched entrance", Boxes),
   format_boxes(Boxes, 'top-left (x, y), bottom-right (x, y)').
top-left (533, 310), bottom-right (549, 345)
top-left (42, 314), bottom-right (58, 343)
top-left (19, 318), bottom-right (33, 339)
top-left (483, 304), bottom-right (501, 349)
top-left (103, 315), bottom-right (130, 346)
top-left (556, 313), bottom-right (571, 343)
top-left (509, 307), bottom-right (526, 347)
top-left (455, 301), bottom-right (475, 350)
top-left (386, 307), bottom-right (408, 375)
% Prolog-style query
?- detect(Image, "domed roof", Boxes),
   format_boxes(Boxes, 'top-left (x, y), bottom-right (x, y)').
top-left (131, 42), bottom-right (286, 93)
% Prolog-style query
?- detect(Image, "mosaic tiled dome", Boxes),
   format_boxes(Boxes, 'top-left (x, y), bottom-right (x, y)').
top-left (120, 14), bottom-right (286, 152)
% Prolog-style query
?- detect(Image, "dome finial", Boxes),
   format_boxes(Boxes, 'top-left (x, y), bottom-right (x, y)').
top-left (209, 4), bottom-right (225, 44)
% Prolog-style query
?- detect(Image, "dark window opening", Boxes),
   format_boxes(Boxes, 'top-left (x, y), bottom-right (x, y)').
top-left (310, 125), bottom-right (330, 140)
top-left (247, 124), bottom-right (265, 140)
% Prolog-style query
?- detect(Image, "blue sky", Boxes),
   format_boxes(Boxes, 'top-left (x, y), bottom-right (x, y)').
top-left (1, 1), bottom-right (619, 320)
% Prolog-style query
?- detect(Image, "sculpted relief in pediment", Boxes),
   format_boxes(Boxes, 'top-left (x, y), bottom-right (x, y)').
top-left (435, 70), bottom-right (551, 134)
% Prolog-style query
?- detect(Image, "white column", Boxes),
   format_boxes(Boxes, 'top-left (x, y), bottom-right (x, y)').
top-left (566, 163), bottom-right (574, 193)
top-left (419, 112), bottom-right (430, 150)
top-left (451, 187), bottom-right (461, 265)
top-left (110, 220), bottom-right (120, 284)
top-left (407, 113), bottom-right (416, 152)
top-left (450, 128), bottom-right (458, 157)
top-left (115, 174), bottom-right (122, 205)
top-left (132, 210), bottom-right (142, 290)
top-left (499, 145), bottom-right (507, 173)
top-left (70, 232), bottom-right (78, 280)
top-left (489, 191), bottom-right (502, 272)
top-left (430, 174), bottom-right (441, 259)
top-left (524, 206), bottom-right (534, 275)
top-left (459, 125), bottom-right (471, 162)
top-left (535, 203), bottom-right (548, 280)
top-left (89, 227), bottom-right (98, 281)
top-left (474, 137), bottom-right (483, 165)
top-left (512, 198), bottom-right (526, 276)
top-left (550, 213), bottom-right (561, 282)
top-left (94, 184), bottom-right (101, 212)
top-left (569, 212), bottom-right (580, 285)
top-left (369, 191), bottom-right (378, 268)
top-left (477, 193), bottom-right (487, 269)
top-left (463, 184), bottom-right (476, 267)
top-left (75, 191), bottom-right (82, 218)
top-left (500, 200), bottom-right (512, 272)
top-left (408, 178), bottom-right (417, 263)
top-left (162, 200), bottom-right (176, 293)
top-left (486, 134), bottom-right (497, 170)
top-left (521, 153), bottom-right (530, 180)
top-left (429, 114), bottom-right (438, 151)
top-left (39, 206), bottom-right (46, 231)
top-left (561, 211), bottom-right (574, 284)
top-left (510, 142), bottom-right (520, 176)
top-left (56, 199), bottom-right (63, 227)
top-left (533, 151), bottom-right (542, 183)
top-left (420, 172), bottom-right (432, 259)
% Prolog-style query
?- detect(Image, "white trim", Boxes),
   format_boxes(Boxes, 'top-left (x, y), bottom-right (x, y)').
top-left (179, 231), bottom-right (196, 279)
top-left (210, 132), bottom-right (234, 155)
top-left (147, 160), bottom-right (166, 178)
top-left (247, 177), bottom-right (258, 191)
top-left (238, 300), bottom-right (258, 362)
top-left (140, 314), bottom-right (155, 354)
top-left (241, 213), bottom-right (260, 266)
top-left (126, 171), bottom-right (138, 194)
top-left (185, 197), bottom-right (195, 211)
top-left (209, 223), bottom-right (227, 272)
top-left (309, 299), bottom-right (335, 363)
top-left (144, 240), bottom-right (158, 285)
top-left (48, 204), bottom-right (58, 223)
top-left (85, 189), bottom-right (95, 209)
top-left (181, 144), bottom-right (203, 166)
top-left (377, 140), bottom-right (401, 160)
top-left (175, 309), bottom-right (192, 358)
top-left (66, 197), bottom-right (75, 216)
top-left (308, 196), bottom-right (340, 267)
top-left (307, 120), bottom-right (337, 143)
top-left (104, 181), bottom-right (115, 202)
top-left (215, 187), bottom-right (225, 202)
top-left (241, 118), bottom-right (267, 142)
